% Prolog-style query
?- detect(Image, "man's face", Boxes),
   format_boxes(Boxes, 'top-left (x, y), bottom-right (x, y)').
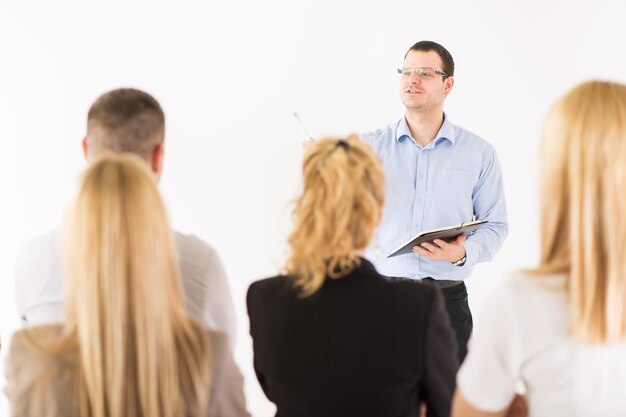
top-left (399, 50), bottom-right (453, 113)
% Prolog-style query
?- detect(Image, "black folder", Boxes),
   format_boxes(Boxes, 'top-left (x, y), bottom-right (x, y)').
top-left (387, 220), bottom-right (488, 258)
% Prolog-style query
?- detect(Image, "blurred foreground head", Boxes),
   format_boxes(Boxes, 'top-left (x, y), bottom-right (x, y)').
top-left (537, 80), bottom-right (626, 342)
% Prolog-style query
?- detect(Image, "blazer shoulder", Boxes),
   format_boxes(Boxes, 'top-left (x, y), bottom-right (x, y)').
top-left (246, 276), bottom-right (299, 320)
top-left (247, 276), bottom-right (292, 298)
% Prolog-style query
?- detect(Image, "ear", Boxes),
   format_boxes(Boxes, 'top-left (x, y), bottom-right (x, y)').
top-left (81, 137), bottom-right (89, 161)
top-left (443, 76), bottom-right (454, 97)
top-left (151, 142), bottom-right (164, 177)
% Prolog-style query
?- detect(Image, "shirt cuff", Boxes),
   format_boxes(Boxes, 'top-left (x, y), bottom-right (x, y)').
top-left (462, 240), bottom-right (480, 268)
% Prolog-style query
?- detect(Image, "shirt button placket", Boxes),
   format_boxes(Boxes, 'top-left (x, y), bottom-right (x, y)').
top-left (414, 149), bottom-right (428, 232)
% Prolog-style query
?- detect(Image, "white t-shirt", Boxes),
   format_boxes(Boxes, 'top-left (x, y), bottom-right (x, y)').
top-left (15, 230), bottom-right (238, 350)
top-left (457, 273), bottom-right (626, 417)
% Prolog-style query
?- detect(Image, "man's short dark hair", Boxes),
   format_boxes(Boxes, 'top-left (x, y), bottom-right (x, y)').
top-left (405, 40), bottom-right (455, 78)
top-left (87, 88), bottom-right (165, 159)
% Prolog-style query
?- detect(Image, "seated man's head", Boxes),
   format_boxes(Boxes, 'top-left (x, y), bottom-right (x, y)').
top-left (83, 88), bottom-right (165, 177)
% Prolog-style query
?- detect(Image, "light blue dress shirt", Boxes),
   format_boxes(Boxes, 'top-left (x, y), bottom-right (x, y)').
top-left (361, 115), bottom-right (508, 281)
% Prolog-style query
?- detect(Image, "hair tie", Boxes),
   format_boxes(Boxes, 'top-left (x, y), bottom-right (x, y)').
top-left (336, 139), bottom-right (350, 151)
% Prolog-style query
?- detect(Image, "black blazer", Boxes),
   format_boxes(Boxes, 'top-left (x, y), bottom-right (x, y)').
top-left (247, 258), bottom-right (458, 417)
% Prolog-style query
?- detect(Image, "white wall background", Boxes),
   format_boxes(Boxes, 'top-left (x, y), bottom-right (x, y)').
top-left (1, 0), bottom-right (626, 415)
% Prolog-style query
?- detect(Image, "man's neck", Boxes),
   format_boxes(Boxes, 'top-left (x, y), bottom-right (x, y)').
top-left (405, 109), bottom-right (445, 147)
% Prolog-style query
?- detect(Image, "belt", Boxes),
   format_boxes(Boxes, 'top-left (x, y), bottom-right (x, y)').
top-left (421, 277), bottom-right (463, 289)
top-left (388, 276), bottom-right (464, 289)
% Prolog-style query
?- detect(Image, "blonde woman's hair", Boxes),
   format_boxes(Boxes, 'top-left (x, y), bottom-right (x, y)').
top-left (535, 80), bottom-right (626, 343)
top-left (28, 154), bottom-right (210, 417)
top-left (286, 135), bottom-right (384, 296)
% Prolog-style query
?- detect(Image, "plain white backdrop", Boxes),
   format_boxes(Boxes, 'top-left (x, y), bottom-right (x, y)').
top-left (2, 0), bottom-right (626, 415)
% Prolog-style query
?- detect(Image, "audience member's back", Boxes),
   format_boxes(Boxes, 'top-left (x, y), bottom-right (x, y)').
top-left (247, 136), bottom-right (458, 417)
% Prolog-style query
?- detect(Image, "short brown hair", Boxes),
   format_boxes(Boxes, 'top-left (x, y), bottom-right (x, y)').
top-left (87, 88), bottom-right (165, 159)
top-left (405, 40), bottom-right (454, 78)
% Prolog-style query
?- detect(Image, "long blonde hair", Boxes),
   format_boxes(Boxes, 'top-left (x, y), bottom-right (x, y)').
top-left (286, 135), bottom-right (384, 296)
top-left (535, 80), bottom-right (626, 343)
top-left (51, 154), bottom-right (210, 417)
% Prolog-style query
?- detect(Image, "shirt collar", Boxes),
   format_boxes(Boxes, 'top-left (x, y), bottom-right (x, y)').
top-left (396, 113), bottom-right (457, 147)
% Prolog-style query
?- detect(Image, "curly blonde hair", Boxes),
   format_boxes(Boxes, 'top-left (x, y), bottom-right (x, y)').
top-left (286, 135), bottom-right (384, 296)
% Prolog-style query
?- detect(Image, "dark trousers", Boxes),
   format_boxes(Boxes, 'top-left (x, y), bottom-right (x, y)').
top-left (389, 277), bottom-right (473, 363)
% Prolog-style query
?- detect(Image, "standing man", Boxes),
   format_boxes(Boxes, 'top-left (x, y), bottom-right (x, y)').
top-left (16, 88), bottom-right (239, 351)
top-left (362, 41), bottom-right (508, 362)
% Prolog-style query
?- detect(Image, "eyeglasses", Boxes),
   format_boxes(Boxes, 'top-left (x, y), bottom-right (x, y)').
top-left (397, 67), bottom-right (447, 79)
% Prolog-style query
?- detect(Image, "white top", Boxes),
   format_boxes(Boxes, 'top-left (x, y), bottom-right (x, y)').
top-left (457, 273), bottom-right (626, 417)
top-left (15, 230), bottom-right (238, 351)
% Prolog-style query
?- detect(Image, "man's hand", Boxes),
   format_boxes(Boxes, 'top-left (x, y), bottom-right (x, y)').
top-left (412, 234), bottom-right (466, 263)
